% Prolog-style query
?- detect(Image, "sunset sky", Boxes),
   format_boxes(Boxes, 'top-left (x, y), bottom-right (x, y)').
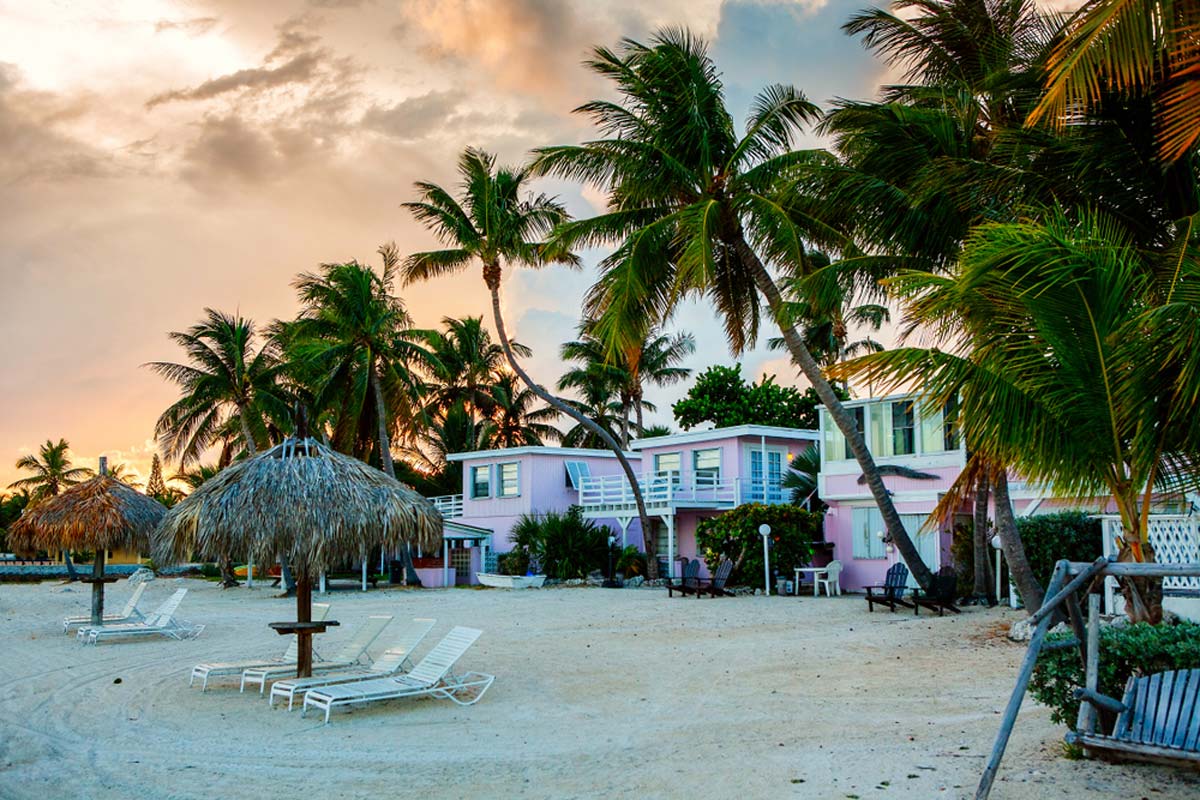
top-left (0, 0), bottom-right (895, 489)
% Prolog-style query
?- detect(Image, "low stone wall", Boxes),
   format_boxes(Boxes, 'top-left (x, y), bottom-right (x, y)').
top-left (0, 564), bottom-right (199, 582)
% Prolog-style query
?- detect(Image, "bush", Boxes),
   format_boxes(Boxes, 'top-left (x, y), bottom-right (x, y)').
top-left (198, 562), bottom-right (222, 579)
top-left (695, 503), bottom-right (822, 586)
top-left (616, 546), bottom-right (647, 578)
top-left (510, 506), bottom-right (613, 580)
top-left (1030, 621), bottom-right (1200, 729)
top-left (1016, 511), bottom-right (1103, 589)
top-left (496, 550), bottom-right (530, 577)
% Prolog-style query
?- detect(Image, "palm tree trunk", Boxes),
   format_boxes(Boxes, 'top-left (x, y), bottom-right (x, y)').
top-left (739, 239), bottom-right (935, 590)
top-left (991, 470), bottom-right (1045, 614)
top-left (973, 472), bottom-right (994, 603)
top-left (635, 393), bottom-right (645, 437)
top-left (619, 400), bottom-right (630, 449)
top-left (484, 263), bottom-right (660, 579)
top-left (63, 549), bottom-right (79, 582)
top-left (368, 362), bottom-right (396, 479)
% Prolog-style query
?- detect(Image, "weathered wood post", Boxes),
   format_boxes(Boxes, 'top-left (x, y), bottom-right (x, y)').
top-left (89, 457), bottom-right (109, 626)
top-left (1075, 593), bottom-right (1101, 738)
top-left (296, 573), bottom-right (313, 678)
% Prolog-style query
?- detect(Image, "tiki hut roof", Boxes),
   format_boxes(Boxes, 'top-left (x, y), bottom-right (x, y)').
top-left (8, 475), bottom-right (165, 556)
top-left (152, 438), bottom-right (442, 577)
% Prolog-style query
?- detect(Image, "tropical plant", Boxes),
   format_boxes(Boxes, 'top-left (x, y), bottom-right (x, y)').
top-left (639, 424), bottom-right (674, 438)
top-left (781, 445), bottom-right (822, 509)
top-left (170, 463), bottom-right (222, 492)
top-left (7, 439), bottom-right (94, 504)
top-left (672, 364), bottom-right (846, 432)
top-left (478, 372), bottom-right (560, 448)
top-left (101, 462), bottom-right (141, 489)
top-left (531, 29), bottom-right (935, 588)
top-left (509, 506), bottom-right (612, 580)
top-left (694, 503), bottom-right (822, 587)
top-left (402, 148), bottom-right (660, 575)
top-left (1015, 511), bottom-right (1104, 594)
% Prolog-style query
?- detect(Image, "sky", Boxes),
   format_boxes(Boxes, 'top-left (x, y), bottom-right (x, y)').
top-left (0, 0), bottom-right (895, 489)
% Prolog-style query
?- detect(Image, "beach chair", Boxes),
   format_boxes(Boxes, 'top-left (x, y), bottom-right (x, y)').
top-left (913, 566), bottom-right (961, 616)
top-left (269, 618), bottom-right (436, 709)
top-left (667, 559), bottom-right (702, 597)
top-left (301, 626), bottom-right (494, 724)
top-left (240, 614), bottom-right (393, 694)
top-left (62, 582), bottom-right (146, 632)
top-left (189, 603), bottom-right (331, 691)
top-left (700, 559), bottom-right (735, 598)
top-left (816, 561), bottom-right (843, 597)
top-left (1067, 669), bottom-right (1200, 767)
top-left (78, 588), bottom-right (203, 644)
top-left (864, 563), bottom-right (913, 611)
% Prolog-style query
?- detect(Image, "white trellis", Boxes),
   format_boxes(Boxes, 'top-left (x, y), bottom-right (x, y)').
top-left (1099, 515), bottom-right (1200, 611)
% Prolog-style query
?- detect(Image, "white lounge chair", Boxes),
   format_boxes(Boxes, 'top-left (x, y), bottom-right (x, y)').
top-left (62, 582), bottom-right (147, 632)
top-left (78, 588), bottom-right (203, 644)
top-left (189, 603), bottom-right (331, 691)
top-left (270, 618), bottom-right (436, 709)
top-left (240, 614), bottom-right (393, 694)
top-left (301, 626), bottom-right (494, 724)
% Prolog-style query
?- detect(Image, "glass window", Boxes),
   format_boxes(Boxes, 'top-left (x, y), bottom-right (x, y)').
top-left (920, 401), bottom-right (944, 454)
top-left (498, 462), bottom-right (520, 497)
top-left (653, 452), bottom-right (681, 483)
top-left (869, 402), bottom-right (890, 456)
top-left (564, 461), bottom-right (591, 489)
top-left (821, 409), bottom-right (844, 462)
top-left (470, 465), bottom-right (490, 499)
top-left (943, 396), bottom-right (960, 451)
top-left (692, 448), bottom-right (721, 485)
top-left (891, 401), bottom-right (915, 455)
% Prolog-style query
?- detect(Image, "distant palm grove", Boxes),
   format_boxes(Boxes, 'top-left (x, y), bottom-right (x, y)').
top-left (5, 1), bottom-right (1199, 616)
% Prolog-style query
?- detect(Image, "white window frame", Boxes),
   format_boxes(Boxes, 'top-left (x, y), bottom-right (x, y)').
top-left (653, 451), bottom-right (682, 484)
top-left (564, 461), bottom-right (591, 489)
top-left (497, 462), bottom-right (520, 498)
top-left (692, 448), bottom-right (721, 486)
top-left (469, 464), bottom-right (491, 499)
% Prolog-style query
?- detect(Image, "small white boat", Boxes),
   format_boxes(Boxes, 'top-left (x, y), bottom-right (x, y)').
top-left (476, 573), bottom-right (547, 589)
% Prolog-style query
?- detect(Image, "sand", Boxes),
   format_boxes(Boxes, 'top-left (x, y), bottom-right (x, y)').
top-left (0, 578), bottom-right (1195, 800)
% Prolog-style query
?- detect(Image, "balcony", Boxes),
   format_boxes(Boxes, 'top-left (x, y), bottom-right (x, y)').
top-left (578, 472), bottom-right (786, 516)
top-left (428, 494), bottom-right (463, 518)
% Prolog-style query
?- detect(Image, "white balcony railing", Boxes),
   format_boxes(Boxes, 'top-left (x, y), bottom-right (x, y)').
top-left (578, 472), bottom-right (787, 510)
top-left (429, 494), bottom-right (464, 518)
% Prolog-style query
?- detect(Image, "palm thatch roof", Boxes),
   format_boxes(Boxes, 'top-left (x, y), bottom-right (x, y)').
top-left (152, 438), bottom-right (442, 577)
top-left (8, 475), bottom-right (165, 555)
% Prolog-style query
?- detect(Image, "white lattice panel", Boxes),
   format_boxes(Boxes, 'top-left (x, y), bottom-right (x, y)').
top-left (1102, 516), bottom-right (1200, 598)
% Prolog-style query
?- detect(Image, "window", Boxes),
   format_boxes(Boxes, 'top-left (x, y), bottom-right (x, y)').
top-left (692, 448), bottom-right (721, 485)
top-left (919, 397), bottom-right (961, 454)
top-left (821, 407), bottom-right (865, 462)
top-left (749, 449), bottom-right (784, 502)
top-left (851, 508), bottom-right (935, 568)
top-left (942, 396), bottom-right (960, 451)
top-left (498, 462), bottom-right (520, 497)
top-left (891, 401), bottom-right (916, 456)
top-left (653, 452), bottom-right (681, 483)
top-left (564, 461), bottom-right (591, 489)
top-left (470, 465), bottom-right (490, 499)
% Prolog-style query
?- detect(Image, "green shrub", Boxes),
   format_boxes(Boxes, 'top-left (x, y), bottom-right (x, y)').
top-left (616, 546), bottom-right (647, 578)
top-left (695, 503), bottom-right (821, 586)
top-left (198, 562), bottom-right (222, 579)
top-left (510, 506), bottom-right (612, 580)
top-left (497, 550), bottom-right (530, 577)
top-left (1016, 511), bottom-right (1103, 589)
top-left (1030, 621), bottom-right (1200, 729)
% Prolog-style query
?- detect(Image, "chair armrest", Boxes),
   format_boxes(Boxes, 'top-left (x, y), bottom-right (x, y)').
top-left (1072, 687), bottom-right (1126, 715)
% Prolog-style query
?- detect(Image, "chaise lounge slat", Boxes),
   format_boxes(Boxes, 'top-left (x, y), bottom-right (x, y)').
top-left (63, 582), bottom-right (147, 632)
top-left (240, 614), bottom-right (393, 694)
top-left (76, 588), bottom-right (203, 644)
top-left (189, 603), bottom-right (331, 691)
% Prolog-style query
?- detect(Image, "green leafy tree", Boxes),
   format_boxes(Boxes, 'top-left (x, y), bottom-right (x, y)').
top-left (145, 454), bottom-right (167, 498)
top-left (672, 364), bottom-right (846, 431)
top-left (695, 503), bottom-right (822, 587)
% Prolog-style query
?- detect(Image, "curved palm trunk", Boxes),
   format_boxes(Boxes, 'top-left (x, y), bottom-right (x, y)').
top-left (973, 473), bottom-right (995, 603)
top-left (991, 470), bottom-right (1045, 614)
top-left (635, 392), bottom-right (645, 437)
top-left (485, 264), bottom-right (660, 579)
top-left (370, 363), bottom-right (421, 587)
top-left (741, 241), bottom-right (934, 590)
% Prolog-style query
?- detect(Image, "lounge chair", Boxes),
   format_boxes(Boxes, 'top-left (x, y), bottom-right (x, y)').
top-left (189, 603), bottom-right (331, 691)
top-left (864, 563), bottom-right (913, 611)
top-left (816, 560), bottom-right (843, 597)
top-left (913, 566), bottom-right (961, 616)
top-left (240, 614), bottom-right (393, 694)
top-left (62, 582), bottom-right (146, 632)
top-left (78, 588), bottom-right (203, 644)
top-left (1067, 669), bottom-right (1200, 766)
top-left (269, 618), bottom-right (436, 709)
top-left (700, 559), bottom-right (734, 597)
top-left (667, 559), bottom-right (702, 597)
top-left (301, 626), bottom-right (494, 724)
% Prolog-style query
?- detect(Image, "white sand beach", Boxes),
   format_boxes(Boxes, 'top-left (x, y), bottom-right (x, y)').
top-left (0, 578), bottom-right (1194, 800)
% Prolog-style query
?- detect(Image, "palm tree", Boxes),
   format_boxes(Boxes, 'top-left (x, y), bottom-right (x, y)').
top-left (101, 462), bottom-right (141, 489)
top-left (285, 245), bottom-right (432, 478)
top-left (147, 309), bottom-right (287, 466)
top-left (170, 463), bottom-right (222, 492)
top-left (558, 366), bottom-right (626, 449)
top-left (531, 29), bottom-right (935, 588)
top-left (479, 372), bottom-right (561, 448)
top-left (402, 148), bottom-right (662, 575)
top-left (8, 439), bottom-right (93, 503)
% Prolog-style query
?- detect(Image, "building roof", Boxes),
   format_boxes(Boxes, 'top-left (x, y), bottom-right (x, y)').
top-left (630, 424), bottom-right (819, 450)
top-left (445, 446), bottom-right (640, 462)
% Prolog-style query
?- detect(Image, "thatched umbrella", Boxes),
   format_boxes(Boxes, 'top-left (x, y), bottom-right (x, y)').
top-left (153, 436), bottom-right (442, 677)
top-left (9, 469), bottom-right (165, 625)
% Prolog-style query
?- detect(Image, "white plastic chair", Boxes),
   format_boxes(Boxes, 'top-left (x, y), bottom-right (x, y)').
top-left (816, 561), bottom-right (842, 596)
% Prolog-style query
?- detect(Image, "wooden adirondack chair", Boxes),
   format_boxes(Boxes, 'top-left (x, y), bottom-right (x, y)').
top-left (700, 559), bottom-right (734, 598)
top-left (667, 559), bottom-right (702, 597)
top-left (864, 563), bottom-right (912, 611)
top-left (1067, 669), bottom-right (1200, 767)
top-left (913, 566), bottom-right (961, 616)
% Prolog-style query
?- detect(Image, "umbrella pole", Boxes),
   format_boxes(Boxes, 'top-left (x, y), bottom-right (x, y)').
top-left (296, 573), bottom-right (313, 678)
top-left (90, 549), bottom-right (106, 626)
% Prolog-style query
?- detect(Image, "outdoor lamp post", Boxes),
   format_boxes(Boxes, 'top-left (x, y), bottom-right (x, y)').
top-left (603, 532), bottom-right (620, 588)
top-left (758, 523), bottom-right (771, 595)
top-left (990, 534), bottom-right (1003, 604)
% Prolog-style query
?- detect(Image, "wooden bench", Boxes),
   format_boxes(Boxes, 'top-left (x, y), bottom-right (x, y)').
top-left (1067, 668), bottom-right (1200, 767)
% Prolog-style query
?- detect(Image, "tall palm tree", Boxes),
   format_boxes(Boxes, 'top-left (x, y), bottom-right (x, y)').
top-left (147, 309), bottom-right (286, 466)
top-left (531, 29), bottom-right (935, 588)
top-left (101, 462), bottom-right (141, 489)
top-left (285, 245), bottom-right (432, 478)
top-left (479, 372), bottom-right (561, 448)
top-left (402, 148), bottom-right (661, 574)
top-left (8, 439), bottom-right (93, 503)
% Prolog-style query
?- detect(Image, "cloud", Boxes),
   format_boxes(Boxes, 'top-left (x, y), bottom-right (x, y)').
top-left (154, 17), bottom-right (220, 35)
top-left (146, 51), bottom-right (325, 108)
top-left (360, 90), bottom-right (460, 140)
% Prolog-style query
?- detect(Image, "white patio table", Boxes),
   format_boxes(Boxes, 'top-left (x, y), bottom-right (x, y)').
top-left (793, 566), bottom-right (828, 596)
